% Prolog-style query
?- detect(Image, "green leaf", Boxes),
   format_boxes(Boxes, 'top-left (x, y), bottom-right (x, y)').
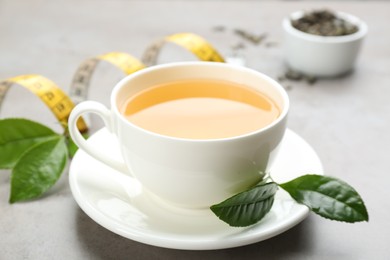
top-left (0, 118), bottom-right (59, 169)
top-left (210, 182), bottom-right (278, 227)
top-left (10, 136), bottom-right (68, 203)
top-left (279, 174), bottom-right (369, 223)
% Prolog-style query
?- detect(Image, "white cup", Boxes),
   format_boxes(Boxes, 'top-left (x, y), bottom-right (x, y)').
top-left (68, 62), bottom-right (289, 209)
top-left (283, 11), bottom-right (368, 77)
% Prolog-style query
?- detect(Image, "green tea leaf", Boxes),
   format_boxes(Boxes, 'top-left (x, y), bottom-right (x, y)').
top-left (10, 136), bottom-right (68, 203)
top-left (279, 174), bottom-right (369, 223)
top-left (210, 182), bottom-right (278, 227)
top-left (66, 137), bottom-right (78, 158)
top-left (0, 118), bottom-right (59, 169)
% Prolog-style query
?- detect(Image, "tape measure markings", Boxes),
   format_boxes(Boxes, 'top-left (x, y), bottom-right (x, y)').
top-left (165, 33), bottom-right (225, 62)
top-left (141, 39), bottom-right (165, 67)
top-left (142, 33), bottom-right (225, 66)
top-left (98, 52), bottom-right (145, 75)
top-left (70, 52), bottom-right (145, 105)
top-left (0, 74), bottom-right (88, 132)
top-left (70, 58), bottom-right (99, 104)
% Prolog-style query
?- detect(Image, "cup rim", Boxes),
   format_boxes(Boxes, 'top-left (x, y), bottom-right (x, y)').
top-left (111, 61), bottom-right (289, 143)
top-left (283, 10), bottom-right (368, 43)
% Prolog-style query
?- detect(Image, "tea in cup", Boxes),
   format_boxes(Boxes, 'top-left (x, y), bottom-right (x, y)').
top-left (68, 62), bottom-right (289, 209)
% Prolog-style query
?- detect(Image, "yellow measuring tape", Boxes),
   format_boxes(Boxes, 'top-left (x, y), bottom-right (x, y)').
top-left (0, 33), bottom-right (225, 133)
top-left (69, 52), bottom-right (146, 104)
top-left (0, 75), bottom-right (88, 133)
top-left (142, 32), bottom-right (225, 66)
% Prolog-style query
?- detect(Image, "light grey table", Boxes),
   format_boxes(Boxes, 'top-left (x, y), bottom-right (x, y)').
top-left (1, 1), bottom-right (389, 259)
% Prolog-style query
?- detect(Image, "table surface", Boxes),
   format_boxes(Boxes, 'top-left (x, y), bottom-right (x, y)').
top-left (1, 1), bottom-right (389, 259)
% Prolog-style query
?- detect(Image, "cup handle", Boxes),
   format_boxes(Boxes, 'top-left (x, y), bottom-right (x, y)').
top-left (68, 101), bottom-right (129, 174)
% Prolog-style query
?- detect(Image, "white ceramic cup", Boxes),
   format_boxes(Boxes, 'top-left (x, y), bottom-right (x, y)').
top-left (68, 62), bottom-right (289, 209)
top-left (283, 11), bottom-right (368, 77)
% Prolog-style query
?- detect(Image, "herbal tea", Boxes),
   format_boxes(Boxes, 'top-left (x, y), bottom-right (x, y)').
top-left (121, 79), bottom-right (280, 139)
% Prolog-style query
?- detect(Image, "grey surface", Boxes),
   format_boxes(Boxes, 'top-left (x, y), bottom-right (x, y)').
top-left (1, 0), bottom-right (389, 259)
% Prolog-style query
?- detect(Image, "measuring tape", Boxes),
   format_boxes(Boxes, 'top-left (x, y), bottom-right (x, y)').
top-left (0, 33), bottom-right (225, 133)
top-left (142, 32), bottom-right (225, 66)
top-left (69, 52), bottom-right (146, 104)
top-left (0, 75), bottom-right (88, 132)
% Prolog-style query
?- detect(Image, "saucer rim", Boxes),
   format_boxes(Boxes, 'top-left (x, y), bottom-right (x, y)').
top-left (69, 128), bottom-right (323, 250)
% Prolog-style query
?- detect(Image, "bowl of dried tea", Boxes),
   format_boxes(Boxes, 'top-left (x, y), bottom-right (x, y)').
top-left (283, 9), bottom-right (367, 77)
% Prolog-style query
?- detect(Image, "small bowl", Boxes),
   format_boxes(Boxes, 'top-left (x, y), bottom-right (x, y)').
top-left (283, 10), bottom-right (368, 77)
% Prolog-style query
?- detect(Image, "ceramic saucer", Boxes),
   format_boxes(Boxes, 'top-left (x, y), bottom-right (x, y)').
top-left (69, 128), bottom-right (323, 250)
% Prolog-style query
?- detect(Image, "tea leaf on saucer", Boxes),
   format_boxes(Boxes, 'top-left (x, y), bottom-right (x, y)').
top-left (10, 136), bottom-right (68, 203)
top-left (279, 174), bottom-right (369, 223)
top-left (0, 118), bottom-right (59, 169)
top-left (210, 182), bottom-right (278, 227)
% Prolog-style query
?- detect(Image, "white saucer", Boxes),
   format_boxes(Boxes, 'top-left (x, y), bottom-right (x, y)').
top-left (69, 128), bottom-right (323, 250)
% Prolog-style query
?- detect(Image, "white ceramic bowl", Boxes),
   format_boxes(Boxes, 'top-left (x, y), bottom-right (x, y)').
top-left (283, 10), bottom-right (368, 77)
